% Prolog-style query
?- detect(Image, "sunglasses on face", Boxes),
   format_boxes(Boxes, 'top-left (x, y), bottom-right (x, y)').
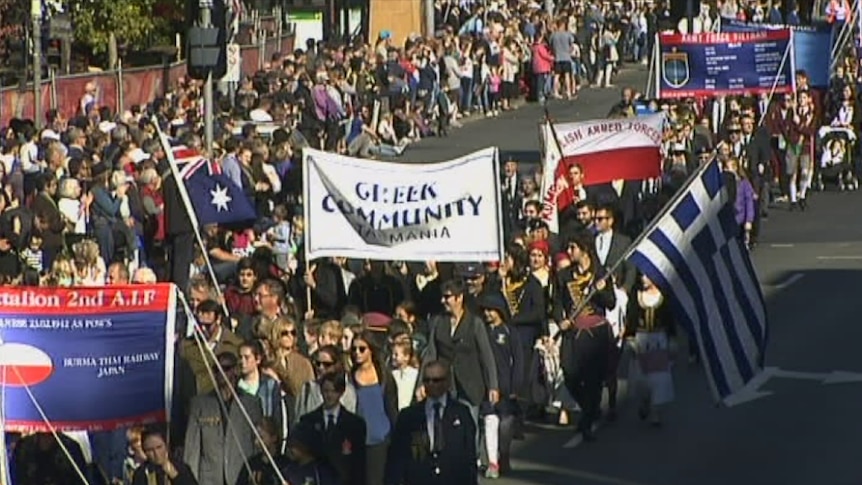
top-left (352, 346), bottom-right (368, 354)
top-left (423, 376), bottom-right (446, 384)
top-left (316, 360), bottom-right (335, 367)
top-left (594, 216), bottom-right (610, 221)
top-left (280, 329), bottom-right (297, 337)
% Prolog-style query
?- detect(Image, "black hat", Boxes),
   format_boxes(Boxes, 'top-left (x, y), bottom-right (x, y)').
top-left (478, 293), bottom-right (511, 321)
top-left (695, 145), bottom-right (713, 156)
top-left (91, 162), bottom-right (110, 178)
top-left (455, 262), bottom-right (483, 279)
top-left (528, 219), bottom-right (550, 232)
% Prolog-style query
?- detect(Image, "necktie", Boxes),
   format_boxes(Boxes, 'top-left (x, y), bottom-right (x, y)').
top-left (326, 413), bottom-right (335, 434)
top-left (432, 402), bottom-right (444, 453)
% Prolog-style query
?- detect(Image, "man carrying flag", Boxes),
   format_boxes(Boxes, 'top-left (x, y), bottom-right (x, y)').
top-left (158, 128), bottom-right (256, 291)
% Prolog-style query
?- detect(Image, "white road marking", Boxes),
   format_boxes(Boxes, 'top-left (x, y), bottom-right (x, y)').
top-left (769, 243), bottom-right (795, 248)
top-left (816, 255), bottom-right (862, 260)
top-left (761, 273), bottom-right (804, 290)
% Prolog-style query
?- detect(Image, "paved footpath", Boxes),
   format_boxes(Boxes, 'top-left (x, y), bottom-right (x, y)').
top-left (402, 65), bottom-right (862, 485)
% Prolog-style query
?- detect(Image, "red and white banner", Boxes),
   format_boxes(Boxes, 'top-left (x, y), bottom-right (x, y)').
top-left (539, 114), bottom-right (664, 232)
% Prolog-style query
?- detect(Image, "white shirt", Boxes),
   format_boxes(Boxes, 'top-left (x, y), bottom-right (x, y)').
top-left (596, 230), bottom-right (612, 266)
top-left (392, 367), bottom-right (419, 410)
top-left (425, 395), bottom-right (448, 449)
top-left (324, 406), bottom-right (341, 428)
top-left (249, 108), bottom-right (273, 122)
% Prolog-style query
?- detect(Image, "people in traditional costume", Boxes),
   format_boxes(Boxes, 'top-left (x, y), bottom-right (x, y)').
top-left (552, 231), bottom-right (615, 441)
top-left (625, 274), bottom-right (676, 426)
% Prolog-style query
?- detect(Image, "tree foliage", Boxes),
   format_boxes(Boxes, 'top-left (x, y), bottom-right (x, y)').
top-left (68, 0), bottom-right (184, 53)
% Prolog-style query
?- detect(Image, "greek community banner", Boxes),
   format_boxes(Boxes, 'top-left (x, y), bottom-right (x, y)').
top-left (0, 284), bottom-right (176, 432)
top-left (303, 148), bottom-right (505, 262)
top-left (658, 30), bottom-right (795, 99)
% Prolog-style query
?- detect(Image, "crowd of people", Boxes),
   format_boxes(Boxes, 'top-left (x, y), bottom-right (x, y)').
top-left (3, 0), bottom-right (858, 485)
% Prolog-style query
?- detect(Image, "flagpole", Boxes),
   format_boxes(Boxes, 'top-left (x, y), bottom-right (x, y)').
top-left (557, 155), bottom-right (718, 334)
top-left (1, 366), bottom-right (9, 485)
top-left (152, 122), bottom-right (229, 316)
top-left (758, 36), bottom-right (792, 127)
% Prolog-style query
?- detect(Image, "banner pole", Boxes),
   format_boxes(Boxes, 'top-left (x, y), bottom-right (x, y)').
top-left (653, 33), bottom-right (661, 99)
top-left (177, 291), bottom-right (289, 485)
top-left (8, 367), bottom-right (91, 485)
top-left (1, 366), bottom-right (9, 485)
top-left (645, 40), bottom-right (654, 98)
top-left (153, 122), bottom-right (228, 316)
top-left (758, 39), bottom-right (792, 127)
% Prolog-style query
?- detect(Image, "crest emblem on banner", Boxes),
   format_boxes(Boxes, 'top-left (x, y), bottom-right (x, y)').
top-left (662, 48), bottom-right (690, 88)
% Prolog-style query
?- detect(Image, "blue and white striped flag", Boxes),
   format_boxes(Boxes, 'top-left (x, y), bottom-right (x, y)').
top-left (629, 161), bottom-right (768, 404)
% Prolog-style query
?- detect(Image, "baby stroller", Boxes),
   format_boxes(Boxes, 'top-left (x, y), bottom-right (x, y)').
top-left (815, 126), bottom-right (858, 191)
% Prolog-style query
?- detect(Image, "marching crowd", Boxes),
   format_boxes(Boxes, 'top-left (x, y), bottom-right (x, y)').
top-left (2, 1), bottom-right (858, 485)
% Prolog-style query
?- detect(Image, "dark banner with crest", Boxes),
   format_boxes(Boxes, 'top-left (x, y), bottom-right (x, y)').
top-left (657, 30), bottom-right (795, 99)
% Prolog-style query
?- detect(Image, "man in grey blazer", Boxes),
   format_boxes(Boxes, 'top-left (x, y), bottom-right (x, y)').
top-left (184, 351), bottom-right (263, 485)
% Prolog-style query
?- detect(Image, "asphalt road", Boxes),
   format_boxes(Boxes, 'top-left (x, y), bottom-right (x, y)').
top-left (402, 65), bottom-right (862, 485)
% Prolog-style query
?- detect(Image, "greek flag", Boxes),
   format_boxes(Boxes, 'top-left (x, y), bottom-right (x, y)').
top-left (629, 161), bottom-right (768, 404)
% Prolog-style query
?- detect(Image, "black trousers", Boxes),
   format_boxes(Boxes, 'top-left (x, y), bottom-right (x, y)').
top-left (168, 232), bottom-right (195, 293)
top-left (366, 440), bottom-right (388, 485)
top-left (563, 324), bottom-right (611, 433)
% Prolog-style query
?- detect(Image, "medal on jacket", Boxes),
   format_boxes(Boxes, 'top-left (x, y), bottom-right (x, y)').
top-left (342, 439), bottom-right (352, 455)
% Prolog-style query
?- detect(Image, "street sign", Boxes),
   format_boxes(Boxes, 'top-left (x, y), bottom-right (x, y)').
top-left (222, 42), bottom-right (241, 82)
top-left (47, 13), bottom-right (73, 40)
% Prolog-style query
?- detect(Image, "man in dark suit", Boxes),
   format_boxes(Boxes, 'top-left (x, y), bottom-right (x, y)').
top-left (586, 180), bottom-right (642, 238)
top-left (300, 372), bottom-right (367, 485)
top-left (592, 205), bottom-right (635, 293)
top-left (500, 158), bottom-right (522, 239)
top-left (30, 173), bottom-right (65, 268)
top-left (385, 361), bottom-right (478, 485)
top-left (422, 279), bottom-right (499, 420)
top-left (740, 112), bottom-right (772, 245)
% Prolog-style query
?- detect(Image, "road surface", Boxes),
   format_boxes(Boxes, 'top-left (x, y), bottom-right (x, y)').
top-left (401, 65), bottom-right (862, 485)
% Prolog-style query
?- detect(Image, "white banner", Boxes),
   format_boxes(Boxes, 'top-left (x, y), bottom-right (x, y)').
top-left (303, 148), bottom-right (504, 262)
top-left (539, 122), bottom-right (563, 234)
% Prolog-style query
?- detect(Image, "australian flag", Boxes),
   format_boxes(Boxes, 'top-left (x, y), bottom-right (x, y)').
top-left (180, 154), bottom-right (257, 226)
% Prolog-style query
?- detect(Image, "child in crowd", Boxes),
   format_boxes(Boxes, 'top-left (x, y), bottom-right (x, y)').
top-left (390, 340), bottom-right (419, 411)
top-left (267, 204), bottom-right (294, 271)
top-left (480, 294), bottom-right (524, 479)
top-left (488, 66), bottom-right (502, 116)
top-left (22, 233), bottom-right (44, 273)
top-left (123, 426), bottom-right (147, 485)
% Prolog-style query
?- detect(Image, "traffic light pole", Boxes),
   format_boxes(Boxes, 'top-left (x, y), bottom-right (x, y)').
top-left (200, 0), bottom-right (215, 156)
top-left (31, 0), bottom-right (42, 128)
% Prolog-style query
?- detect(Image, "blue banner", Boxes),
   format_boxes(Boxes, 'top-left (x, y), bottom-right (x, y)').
top-left (0, 284), bottom-right (176, 432)
top-left (658, 31), bottom-right (795, 99)
top-left (721, 18), bottom-right (831, 88)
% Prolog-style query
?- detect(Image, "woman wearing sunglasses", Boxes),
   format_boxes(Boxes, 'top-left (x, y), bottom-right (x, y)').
top-left (294, 345), bottom-right (358, 423)
top-left (269, 316), bottom-right (315, 399)
top-left (350, 331), bottom-right (399, 485)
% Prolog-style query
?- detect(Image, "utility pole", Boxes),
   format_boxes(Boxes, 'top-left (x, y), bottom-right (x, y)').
top-left (424, 0), bottom-right (434, 38)
top-left (686, 0), bottom-right (694, 35)
top-left (200, 0), bottom-right (215, 155)
top-left (31, 0), bottom-right (42, 128)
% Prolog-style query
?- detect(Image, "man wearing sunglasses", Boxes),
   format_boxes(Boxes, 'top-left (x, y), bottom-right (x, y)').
top-left (386, 361), bottom-right (478, 485)
top-left (421, 280), bottom-right (499, 457)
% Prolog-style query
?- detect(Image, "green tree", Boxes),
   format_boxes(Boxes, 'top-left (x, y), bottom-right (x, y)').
top-left (69, 0), bottom-right (179, 53)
